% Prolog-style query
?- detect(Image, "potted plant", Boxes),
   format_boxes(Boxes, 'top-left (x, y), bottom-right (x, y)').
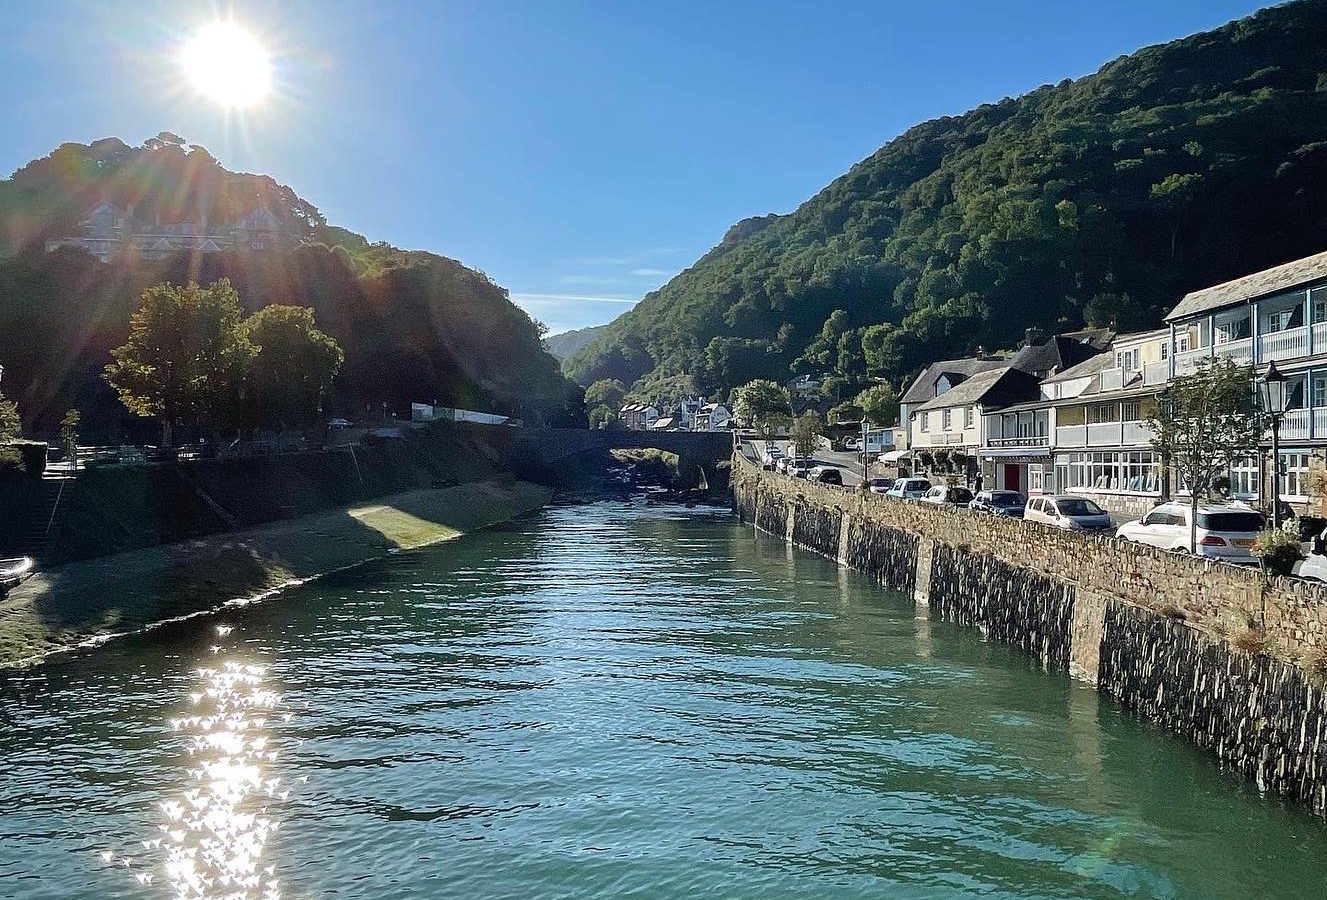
top-left (1251, 528), bottom-right (1304, 577)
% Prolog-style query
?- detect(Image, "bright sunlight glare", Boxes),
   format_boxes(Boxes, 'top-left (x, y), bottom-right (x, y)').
top-left (179, 23), bottom-right (272, 109)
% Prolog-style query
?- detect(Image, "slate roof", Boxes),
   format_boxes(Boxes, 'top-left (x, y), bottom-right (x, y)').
top-left (1041, 351), bottom-right (1117, 383)
top-left (1166, 249), bottom-right (1327, 321)
top-left (1009, 330), bottom-right (1112, 376)
top-left (901, 357), bottom-right (1006, 404)
top-left (914, 366), bottom-right (1041, 413)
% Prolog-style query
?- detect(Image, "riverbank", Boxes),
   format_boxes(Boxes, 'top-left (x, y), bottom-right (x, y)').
top-left (0, 479), bottom-right (551, 668)
top-left (732, 454), bottom-right (1327, 818)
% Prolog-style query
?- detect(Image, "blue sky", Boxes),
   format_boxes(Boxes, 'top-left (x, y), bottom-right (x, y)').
top-left (3, 0), bottom-right (1274, 333)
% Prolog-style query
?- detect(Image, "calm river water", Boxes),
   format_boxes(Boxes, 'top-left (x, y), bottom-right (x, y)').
top-left (3, 501), bottom-right (1327, 899)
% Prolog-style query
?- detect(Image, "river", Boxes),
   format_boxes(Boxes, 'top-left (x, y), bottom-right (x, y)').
top-left (2, 501), bottom-right (1325, 899)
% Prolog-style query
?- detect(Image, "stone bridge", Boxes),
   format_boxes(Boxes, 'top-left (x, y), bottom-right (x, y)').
top-left (511, 427), bottom-right (734, 485)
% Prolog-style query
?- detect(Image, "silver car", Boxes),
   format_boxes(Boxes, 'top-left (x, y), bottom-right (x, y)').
top-left (1024, 495), bottom-right (1113, 532)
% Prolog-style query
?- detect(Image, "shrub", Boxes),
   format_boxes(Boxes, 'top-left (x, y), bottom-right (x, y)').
top-left (1231, 627), bottom-right (1267, 655)
top-left (1251, 528), bottom-right (1303, 577)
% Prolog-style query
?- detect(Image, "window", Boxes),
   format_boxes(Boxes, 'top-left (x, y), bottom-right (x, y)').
top-left (1059, 451), bottom-right (1159, 494)
top-left (1289, 378), bottom-right (1308, 410)
top-left (1282, 451), bottom-right (1311, 499)
top-left (1116, 348), bottom-right (1139, 372)
top-left (942, 409), bottom-right (952, 430)
top-left (964, 406), bottom-right (974, 428)
top-left (1229, 456), bottom-right (1259, 499)
top-left (1215, 317), bottom-right (1251, 343)
top-left (1175, 332), bottom-right (1191, 353)
top-left (1314, 374), bottom-right (1327, 409)
top-left (1313, 288), bottom-right (1327, 324)
top-left (1029, 464), bottom-right (1045, 493)
top-left (1121, 400), bottom-right (1141, 422)
top-left (1265, 308), bottom-right (1294, 333)
top-left (920, 412), bottom-right (929, 432)
top-left (1160, 342), bottom-right (1169, 360)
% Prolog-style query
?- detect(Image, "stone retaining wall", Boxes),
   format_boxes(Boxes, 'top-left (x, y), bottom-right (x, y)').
top-left (732, 454), bottom-right (1327, 816)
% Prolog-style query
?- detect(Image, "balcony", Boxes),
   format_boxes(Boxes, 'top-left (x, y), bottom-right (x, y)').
top-left (1055, 421), bottom-right (1154, 448)
top-left (986, 434), bottom-right (1050, 448)
top-left (1172, 338), bottom-right (1254, 375)
top-left (1098, 367), bottom-right (1125, 392)
top-left (1142, 361), bottom-right (1169, 386)
top-left (1258, 325), bottom-right (1310, 362)
top-left (1281, 408), bottom-right (1311, 441)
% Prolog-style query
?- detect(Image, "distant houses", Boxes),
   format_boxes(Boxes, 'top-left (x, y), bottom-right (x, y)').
top-left (618, 397), bottom-right (732, 432)
top-left (892, 248), bottom-right (1327, 516)
top-left (44, 199), bottom-right (294, 262)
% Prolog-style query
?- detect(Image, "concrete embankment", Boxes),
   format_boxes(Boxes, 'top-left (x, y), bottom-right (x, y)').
top-left (0, 479), bottom-right (550, 668)
top-left (733, 455), bottom-right (1327, 817)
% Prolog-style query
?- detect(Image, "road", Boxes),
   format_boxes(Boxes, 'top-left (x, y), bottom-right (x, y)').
top-left (746, 439), bottom-right (871, 487)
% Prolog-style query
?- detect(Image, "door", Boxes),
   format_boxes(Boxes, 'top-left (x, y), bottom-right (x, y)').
top-left (1003, 464), bottom-right (1021, 492)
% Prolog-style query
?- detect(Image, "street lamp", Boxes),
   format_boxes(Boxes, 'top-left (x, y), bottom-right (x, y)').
top-left (1260, 360), bottom-right (1289, 528)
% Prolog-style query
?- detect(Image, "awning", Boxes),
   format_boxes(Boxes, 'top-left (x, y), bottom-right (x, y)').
top-left (880, 449), bottom-right (911, 463)
top-left (979, 447), bottom-right (1052, 458)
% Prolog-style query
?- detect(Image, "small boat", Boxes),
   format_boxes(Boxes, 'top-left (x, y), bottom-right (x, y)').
top-left (0, 556), bottom-right (35, 592)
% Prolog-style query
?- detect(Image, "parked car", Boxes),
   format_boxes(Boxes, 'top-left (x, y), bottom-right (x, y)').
top-left (842, 436), bottom-right (861, 451)
top-left (969, 490), bottom-right (1027, 517)
top-left (921, 484), bottom-right (975, 507)
top-left (787, 460), bottom-right (815, 479)
top-left (1024, 495), bottom-right (1113, 532)
top-left (885, 477), bottom-right (932, 500)
top-left (761, 446), bottom-right (783, 470)
top-left (1116, 502), bottom-right (1265, 562)
top-left (1296, 526), bottom-right (1327, 581)
top-left (808, 465), bottom-right (842, 485)
top-left (866, 477), bottom-right (894, 494)
top-left (775, 456), bottom-right (792, 474)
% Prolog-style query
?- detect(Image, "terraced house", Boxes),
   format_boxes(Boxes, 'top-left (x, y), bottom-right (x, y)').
top-left (1164, 249), bottom-right (1327, 507)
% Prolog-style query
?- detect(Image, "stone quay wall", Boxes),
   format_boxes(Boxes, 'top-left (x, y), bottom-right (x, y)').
top-left (732, 454), bottom-right (1327, 816)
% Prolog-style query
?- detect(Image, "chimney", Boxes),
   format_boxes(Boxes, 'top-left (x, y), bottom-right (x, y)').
top-left (1023, 326), bottom-right (1047, 347)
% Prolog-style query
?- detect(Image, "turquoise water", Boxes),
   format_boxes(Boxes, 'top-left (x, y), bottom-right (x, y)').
top-left (2, 501), bottom-right (1326, 899)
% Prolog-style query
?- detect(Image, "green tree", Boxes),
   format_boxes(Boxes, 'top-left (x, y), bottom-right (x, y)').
top-left (791, 410), bottom-right (823, 460)
top-left (59, 409), bottom-right (80, 471)
top-left (242, 304), bottom-right (344, 429)
top-left (1147, 358), bottom-right (1259, 553)
top-left (828, 402), bottom-right (863, 424)
top-left (105, 280), bottom-right (254, 445)
top-left (588, 404), bottom-right (616, 428)
top-left (0, 392), bottom-right (19, 442)
top-left (855, 384), bottom-right (900, 426)
top-left (584, 379), bottom-right (627, 412)
top-left (731, 379), bottom-right (792, 428)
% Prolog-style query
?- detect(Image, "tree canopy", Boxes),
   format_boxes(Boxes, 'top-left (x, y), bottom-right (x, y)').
top-left (0, 137), bottom-right (582, 438)
top-left (242, 304), bottom-right (344, 428)
top-left (567, 1), bottom-right (1327, 402)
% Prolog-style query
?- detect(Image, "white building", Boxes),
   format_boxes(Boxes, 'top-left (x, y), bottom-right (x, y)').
top-left (45, 200), bottom-right (292, 262)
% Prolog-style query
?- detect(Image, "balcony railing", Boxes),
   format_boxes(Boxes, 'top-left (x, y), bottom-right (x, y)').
top-left (1173, 347), bottom-right (1207, 376)
top-left (1055, 421), bottom-right (1152, 447)
top-left (1258, 325), bottom-right (1309, 363)
top-left (1143, 361), bottom-right (1169, 386)
top-left (1281, 408), bottom-right (1312, 441)
top-left (986, 434), bottom-right (1050, 448)
top-left (1055, 425), bottom-right (1086, 446)
top-left (1214, 336), bottom-right (1254, 364)
top-left (1098, 367), bottom-right (1125, 392)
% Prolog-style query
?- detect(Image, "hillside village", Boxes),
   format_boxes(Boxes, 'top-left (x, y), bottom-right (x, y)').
top-left (894, 248), bottom-right (1327, 518)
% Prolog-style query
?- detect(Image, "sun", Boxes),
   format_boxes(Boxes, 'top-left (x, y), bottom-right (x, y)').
top-left (179, 22), bottom-right (272, 108)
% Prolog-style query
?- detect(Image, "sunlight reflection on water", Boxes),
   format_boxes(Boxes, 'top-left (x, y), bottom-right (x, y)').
top-left (106, 624), bottom-right (290, 899)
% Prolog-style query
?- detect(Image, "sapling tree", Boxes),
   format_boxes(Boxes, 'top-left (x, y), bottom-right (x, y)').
top-left (1147, 357), bottom-right (1260, 553)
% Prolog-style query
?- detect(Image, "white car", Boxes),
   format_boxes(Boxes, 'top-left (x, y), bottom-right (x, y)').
top-left (1116, 502), bottom-right (1265, 562)
top-left (786, 460), bottom-right (815, 479)
top-left (1024, 495), bottom-right (1113, 532)
top-left (1296, 528), bottom-right (1327, 581)
top-left (920, 485), bottom-right (975, 507)
top-left (842, 436), bottom-right (861, 451)
top-left (885, 477), bottom-right (931, 500)
top-left (761, 447), bottom-right (783, 469)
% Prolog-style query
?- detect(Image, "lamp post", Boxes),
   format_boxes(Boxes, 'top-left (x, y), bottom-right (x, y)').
top-left (861, 419), bottom-right (869, 487)
top-left (1260, 360), bottom-right (1289, 529)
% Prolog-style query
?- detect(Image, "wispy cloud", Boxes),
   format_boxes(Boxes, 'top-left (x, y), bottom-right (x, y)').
top-left (630, 267), bottom-right (667, 277)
